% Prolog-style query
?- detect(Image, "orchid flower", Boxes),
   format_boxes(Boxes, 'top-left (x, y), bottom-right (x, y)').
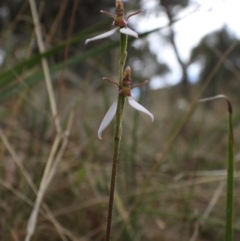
top-left (98, 66), bottom-right (154, 139)
top-left (85, 0), bottom-right (141, 45)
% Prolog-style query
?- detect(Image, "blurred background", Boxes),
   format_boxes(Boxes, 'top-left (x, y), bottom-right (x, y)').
top-left (0, 0), bottom-right (240, 240)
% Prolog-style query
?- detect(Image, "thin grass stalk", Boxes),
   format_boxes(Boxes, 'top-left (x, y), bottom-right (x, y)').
top-left (0, 178), bottom-right (87, 241)
top-left (198, 95), bottom-right (234, 241)
top-left (45, 112), bottom-right (74, 187)
top-left (58, 0), bottom-right (78, 97)
top-left (0, 129), bottom-right (37, 192)
top-left (105, 33), bottom-right (127, 241)
top-left (226, 99), bottom-right (234, 241)
top-left (114, 191), bottom-right (133, 235)
top-left (0, 128), bottom-right (69, 240)
top-left (45, 1), bottom-right (69, 44)
top-left (25, 153), bottom-right (59, 241)
top-left (0, 178), bottom-right (34, 207)
top-left (25, 112), bottom-right (74, 241)
top-left (29, 0), bottom-right (61, 133)
top-left (189, 180), bottom-right (226, 241)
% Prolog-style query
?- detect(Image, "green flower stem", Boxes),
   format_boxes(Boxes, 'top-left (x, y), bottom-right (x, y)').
top-left (226, 102), bottom-right (234, 241)
top-left (105, 33), bottom-right (128, 241)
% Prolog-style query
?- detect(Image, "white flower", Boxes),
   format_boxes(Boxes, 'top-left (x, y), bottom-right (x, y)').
top-left (85, 27), bottom-right (138, 45)
top-left (98, 97), bottom-right (154, 139)
top-left (85, 2), bottom-right (141, 45)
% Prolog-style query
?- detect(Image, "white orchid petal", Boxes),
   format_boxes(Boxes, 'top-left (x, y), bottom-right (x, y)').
top-left (120, 27), bottom-right (138, 38)
top-left (85, 28), bottom-right (119, 45)
top-left (127, 97), bottom-right (154, 122)
top-left (98, 100), bottom-right (118, 139)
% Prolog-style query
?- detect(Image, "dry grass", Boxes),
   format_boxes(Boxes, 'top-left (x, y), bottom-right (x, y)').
top-left (1, 79), bottom-right (240, 240)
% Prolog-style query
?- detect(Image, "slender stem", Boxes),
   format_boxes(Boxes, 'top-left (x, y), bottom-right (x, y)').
top-left (105, 33), bottom-right (127, 241)
top-left (29, 0), bottom-right (61, 134)
top-left (226, 103), bottom-right (234, 241)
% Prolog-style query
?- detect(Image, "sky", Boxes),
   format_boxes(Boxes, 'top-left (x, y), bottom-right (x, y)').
top-left (128, 0), bottom-right (240, 89)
